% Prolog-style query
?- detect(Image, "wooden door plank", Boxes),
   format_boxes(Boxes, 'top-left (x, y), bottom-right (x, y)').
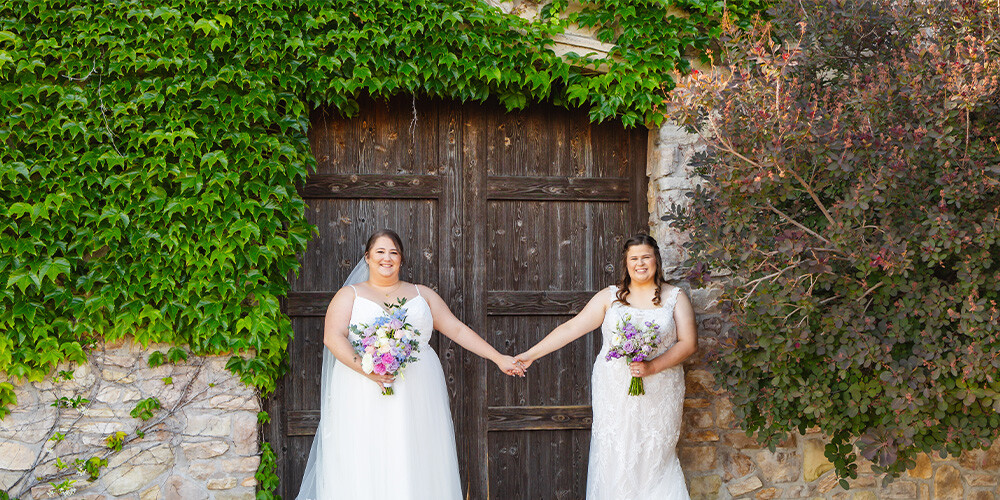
top-left (275, 405), bottom-right (613, 436)
top-left (286, 409), bottom-right (321, 436)
top-left (285, 291), bottom-right (333, 316)
top-left (299, 173), bottom-right (442, 199)
top-left (436, 99), bottom-right (463, 398)
top-left (486, 176), bottom-right (630, 201)
top-left (487, 430), bottom-right (528, 499)
top-left (262, 376), bottom-right (288, 496)
top-left (632, 129), bottom-right (652, 232)
top-left (486, 290), bottom-right (597, 316)
top-left (487, 405), bottom-right (593, 431)
top-left (489, 430), bottom-right (588, 499)
top-left (462, 103), bottom-right (490, 500)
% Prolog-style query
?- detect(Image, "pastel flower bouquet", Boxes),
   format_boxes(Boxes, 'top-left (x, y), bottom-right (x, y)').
top-left (350, 298), bottom-right (421, 395)
top-left (605, 314), bottom-right (661, 396)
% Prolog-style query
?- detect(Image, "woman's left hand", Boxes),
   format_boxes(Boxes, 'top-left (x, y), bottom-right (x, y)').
top-left (629, 360), bottom-right (653, 377)
top-left (496, 355), bottom-right (526, 377)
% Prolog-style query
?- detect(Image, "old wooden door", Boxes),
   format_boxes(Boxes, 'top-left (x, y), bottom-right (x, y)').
top-left (265, 96), bottom-right (648, 499)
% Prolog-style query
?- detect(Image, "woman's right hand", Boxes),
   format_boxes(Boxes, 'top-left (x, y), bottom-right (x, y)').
top-left (513, 353), bottom-right (534, 370)
top-left (364, 371), bottom-right (395, 388)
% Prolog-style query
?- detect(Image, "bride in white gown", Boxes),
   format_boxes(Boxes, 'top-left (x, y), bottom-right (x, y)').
top-left (516, 234), bottom-right (698, 499)
top-left (296, 229), bottom-right (525, 500)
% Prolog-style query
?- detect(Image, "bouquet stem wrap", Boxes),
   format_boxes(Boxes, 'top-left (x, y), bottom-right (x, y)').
top-left (628, 374), bottom-right (645, 396)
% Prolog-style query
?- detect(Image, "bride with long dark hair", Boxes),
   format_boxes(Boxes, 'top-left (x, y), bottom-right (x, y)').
top-left (516, 234), bottom-right (698, 499)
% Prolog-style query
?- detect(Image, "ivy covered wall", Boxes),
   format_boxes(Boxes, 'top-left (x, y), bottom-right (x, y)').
top-left (0, 0), bottom-right (761, 415)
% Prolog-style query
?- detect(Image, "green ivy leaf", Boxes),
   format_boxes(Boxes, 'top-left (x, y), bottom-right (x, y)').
top-left (192, 18), bottom-right (220, 36)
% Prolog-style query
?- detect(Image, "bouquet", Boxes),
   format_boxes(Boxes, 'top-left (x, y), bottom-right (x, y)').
top-left (350, 298), bottom-right (421, 395)
top-left (605, 314), bottom-right (661, 396)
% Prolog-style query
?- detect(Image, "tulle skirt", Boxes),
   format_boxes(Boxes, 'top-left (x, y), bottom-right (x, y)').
top-left (296, 347), bottom-right (463, 500)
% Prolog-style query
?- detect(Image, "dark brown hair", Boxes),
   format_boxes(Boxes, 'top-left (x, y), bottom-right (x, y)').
top-left (365, 229), bottom-right (406, 266)
top-left (615, 234), bottom-right (665, 306)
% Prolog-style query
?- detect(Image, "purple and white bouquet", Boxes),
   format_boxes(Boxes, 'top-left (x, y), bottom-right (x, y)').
top-left (350, 298), bottom-right (421, 395)
top-left (605, 314), bottom-right (661, 396)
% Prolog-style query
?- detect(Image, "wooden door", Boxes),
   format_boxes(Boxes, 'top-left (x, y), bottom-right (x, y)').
top-left (265, 96), bottom-right (648, 499)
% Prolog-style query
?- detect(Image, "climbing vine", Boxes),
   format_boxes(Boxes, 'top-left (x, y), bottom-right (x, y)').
top-left (0, 0), bottom-right (761, 422)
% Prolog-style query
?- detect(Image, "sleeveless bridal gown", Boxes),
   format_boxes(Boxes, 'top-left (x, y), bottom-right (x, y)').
top-left (297, 286), bottom-right (463, 500)
top-left (587, 286), bottom-right (690, 500)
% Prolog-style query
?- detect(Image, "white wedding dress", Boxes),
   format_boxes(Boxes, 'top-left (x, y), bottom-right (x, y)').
top-left (587, 286), bottom-right (690, 500)
top-left (296, 286), bottom-right (463, 500)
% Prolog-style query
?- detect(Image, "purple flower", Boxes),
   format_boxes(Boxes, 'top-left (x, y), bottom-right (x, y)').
top-left (389, 318), bottom-right (404, 330)
top-left (623, 340), bottom-right (636, 353)
top-left (386, 357), bottom-right (400, 372)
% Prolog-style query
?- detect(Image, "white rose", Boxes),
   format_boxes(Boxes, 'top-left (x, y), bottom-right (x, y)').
top-left (361, 353), bottom-right (374, 373)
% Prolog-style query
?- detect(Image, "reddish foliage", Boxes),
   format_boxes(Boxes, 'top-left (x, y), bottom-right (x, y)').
top-left (668, 0), bottom-right (1000, 481)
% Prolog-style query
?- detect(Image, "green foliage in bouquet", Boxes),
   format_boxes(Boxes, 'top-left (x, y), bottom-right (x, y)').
top-left (669, 0), bottom-right (1000, 482)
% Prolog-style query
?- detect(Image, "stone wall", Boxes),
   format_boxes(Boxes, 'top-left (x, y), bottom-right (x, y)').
top-left (649, 123), bottom-right (1000, 500)
top-left (0, 338), bottom-right (259, 499)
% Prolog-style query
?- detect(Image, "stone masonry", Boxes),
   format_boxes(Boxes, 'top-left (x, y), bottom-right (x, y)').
top-left (650, 123), bottom-right (998, 500)
top-left (0, 338), bottom-right (259, 499)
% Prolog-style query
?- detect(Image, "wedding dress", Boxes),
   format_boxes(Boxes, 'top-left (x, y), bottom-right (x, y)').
top-left (295, 284), bottom-right (463, 500)
top-left (587, 286), bottom-right (690, 500)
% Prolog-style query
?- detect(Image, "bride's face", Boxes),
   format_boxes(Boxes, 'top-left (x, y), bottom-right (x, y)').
top-left (366, 236), bottom-right (402, 279)
top-left (625, 244), bottom-right (657, 284)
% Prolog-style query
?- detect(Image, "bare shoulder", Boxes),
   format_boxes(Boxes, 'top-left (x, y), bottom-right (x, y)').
top-left (329, 285), bottom-right (356, 306)
top-left (414, 284), bottom-right (446, 308)
top-left (324, 286), bottom-right (358, 321)
top-left (594, 286), bottom-right (616, 301)
top-left (587, 286), bottom-right (616, 311)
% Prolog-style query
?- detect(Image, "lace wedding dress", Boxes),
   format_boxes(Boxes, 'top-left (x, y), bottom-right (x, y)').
top-left (587, 286), bottom-right (690, 500)
top-left (295, 286), bottom-right (463, 500)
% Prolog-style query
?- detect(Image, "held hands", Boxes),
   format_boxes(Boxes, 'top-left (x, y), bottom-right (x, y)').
top-left (496, 355), bottom-right (527, 377)
top-left (513, 353), bottom-right (534, 371)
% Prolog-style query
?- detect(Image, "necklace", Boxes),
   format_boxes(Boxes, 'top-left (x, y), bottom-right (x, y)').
top-left (371, 281), bottom-right (402, 297)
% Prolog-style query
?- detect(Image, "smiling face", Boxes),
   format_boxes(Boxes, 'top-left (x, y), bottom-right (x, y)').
top-left (365, 235), bottom-right (402, 279)
top-left (625, 244), bottom-right (658, 285)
